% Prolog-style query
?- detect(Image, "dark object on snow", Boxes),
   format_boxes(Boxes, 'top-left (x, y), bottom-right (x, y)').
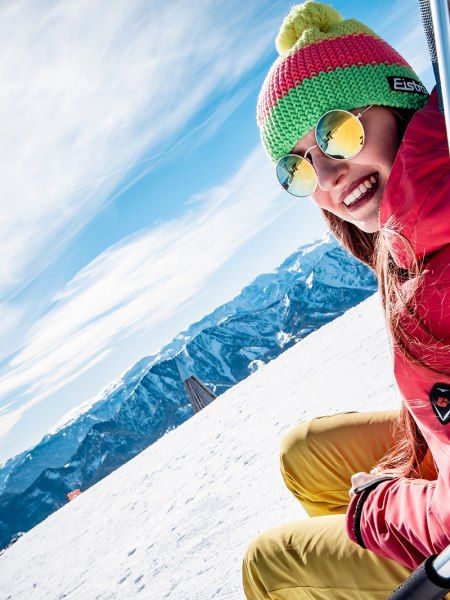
top-left (175, 358), bottom-right (216, 414)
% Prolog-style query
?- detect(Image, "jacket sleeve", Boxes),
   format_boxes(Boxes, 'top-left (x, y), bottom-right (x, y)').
top-left (346, 475), bottom-right (450, 569)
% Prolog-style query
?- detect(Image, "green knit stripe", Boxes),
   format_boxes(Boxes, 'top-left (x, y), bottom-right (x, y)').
top-left (261, 63), bottom-right (428, 162)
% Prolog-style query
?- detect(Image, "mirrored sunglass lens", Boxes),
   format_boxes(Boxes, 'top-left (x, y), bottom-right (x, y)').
top-left (316, 110), bottom-right (364, 159)
top-left (276, 155), bottom-right (316, 197)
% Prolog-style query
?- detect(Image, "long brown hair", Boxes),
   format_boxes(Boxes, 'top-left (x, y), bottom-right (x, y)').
top-left (319, 107), bottom-right (441, 478)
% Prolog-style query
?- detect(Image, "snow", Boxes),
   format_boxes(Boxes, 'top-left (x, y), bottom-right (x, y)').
top-left (248, 359), bottom-right (265, 373)
top-left (276, 331), bottom-right (292, 347)
top-left (48, 389), bottom-right (114, 435)
top-left (0, 294), bottom-right (401, 600)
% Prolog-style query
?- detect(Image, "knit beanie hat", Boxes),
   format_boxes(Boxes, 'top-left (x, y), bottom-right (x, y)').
top-left (257, 1), bottom-right (429, 162)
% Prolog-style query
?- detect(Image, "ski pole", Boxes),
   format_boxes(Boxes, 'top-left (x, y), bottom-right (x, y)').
top-left (387, 545), bottom-right (450, 599)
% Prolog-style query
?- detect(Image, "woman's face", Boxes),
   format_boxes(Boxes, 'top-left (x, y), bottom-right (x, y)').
top-left (291, 106), bottom-right (401, 233)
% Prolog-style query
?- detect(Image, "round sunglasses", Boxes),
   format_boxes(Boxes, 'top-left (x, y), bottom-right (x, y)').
top-left (276, 106), bottom-right (373, 197)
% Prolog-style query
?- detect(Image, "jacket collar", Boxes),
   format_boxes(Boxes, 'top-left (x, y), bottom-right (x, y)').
top-left (378, 89), bottom-right (449, 269)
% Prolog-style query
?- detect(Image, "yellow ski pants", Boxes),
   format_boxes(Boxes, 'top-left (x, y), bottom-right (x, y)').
top-left (242, 411), bottom-right (438, 600)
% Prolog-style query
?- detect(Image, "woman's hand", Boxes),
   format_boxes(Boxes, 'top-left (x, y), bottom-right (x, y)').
top-left (349, 472), bottom-right (385, 497)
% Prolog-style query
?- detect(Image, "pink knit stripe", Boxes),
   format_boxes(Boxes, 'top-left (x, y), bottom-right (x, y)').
top-left (258, 34), bottom-right (409, 124)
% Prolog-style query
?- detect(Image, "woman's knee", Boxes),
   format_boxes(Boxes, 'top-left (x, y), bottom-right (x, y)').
top-left (278, 414), bottom-right (365, 514)
top-left (242, 525), bottom-right (307, 599)
top-left (243, 516), bottom-right (412, 599)
top-left (242, 531), bottom-right (276, 599)
top-left (279, 417), bottom-right (329, 489)
top-left (279, 420), bottom-right (310, 468)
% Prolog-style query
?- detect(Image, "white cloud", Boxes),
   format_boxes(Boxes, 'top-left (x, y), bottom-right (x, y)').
top-left (0, 409), bottom-right (23, 444)
top-left (0, 146), bottom-right (293, 433)
top-left (394, 25), bottom-right (432, 78)
top-left (0, 304), bottom-right (22, 342)
top-left (1, 0), bottom-right (433, 452)
top-left (376, 0), bottom-right (417, 30)
top-left (0, 0), bottom-right (275, 297)
top-left (376, 0), bottom-right (432, 79)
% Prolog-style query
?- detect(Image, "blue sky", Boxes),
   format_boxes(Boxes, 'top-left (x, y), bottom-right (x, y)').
top-left (0, 0), bottom-right (434, 463)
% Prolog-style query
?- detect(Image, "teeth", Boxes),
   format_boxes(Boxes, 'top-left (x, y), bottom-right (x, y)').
top-left (343, 176), bottom-right (377, 206)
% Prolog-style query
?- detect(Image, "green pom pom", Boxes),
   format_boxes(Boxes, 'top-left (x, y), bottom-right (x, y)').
top-left (276, 1), bottom-right (344, 54)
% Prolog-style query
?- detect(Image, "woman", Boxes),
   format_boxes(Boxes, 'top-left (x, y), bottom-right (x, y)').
top-left (242, 2), bottom-right (450, 598)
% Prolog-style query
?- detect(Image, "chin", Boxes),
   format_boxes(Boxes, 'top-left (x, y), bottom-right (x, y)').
top-left (352, 220), bottom-right (380, 233)
top-left (350, 205), bottom-right (381, 233)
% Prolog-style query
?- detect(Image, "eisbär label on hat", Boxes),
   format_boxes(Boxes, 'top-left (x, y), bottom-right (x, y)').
top-left (387, 76), bottom-right (428, 95)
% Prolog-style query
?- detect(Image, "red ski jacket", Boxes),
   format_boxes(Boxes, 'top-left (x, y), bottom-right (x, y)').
top-left (346, 89), bottom-right (450, 569)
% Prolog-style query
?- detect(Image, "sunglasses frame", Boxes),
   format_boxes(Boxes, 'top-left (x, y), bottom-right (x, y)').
top-left (276, 105), bottom-right (373, 198)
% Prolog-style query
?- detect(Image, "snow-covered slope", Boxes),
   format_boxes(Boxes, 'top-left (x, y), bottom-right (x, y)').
top-left (0, 294), bottom-right (401, 599)
top-left (0, 234), bottom-right (377, 551)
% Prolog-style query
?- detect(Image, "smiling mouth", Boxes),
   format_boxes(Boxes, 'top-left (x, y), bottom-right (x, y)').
top-left (343, 174), bottom-right (378, 207)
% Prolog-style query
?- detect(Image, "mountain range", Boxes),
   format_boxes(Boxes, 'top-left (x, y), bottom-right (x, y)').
top-left (0, 233), bottom-right (377, 550)
top-left (0, 292), bottom-right (398, 599)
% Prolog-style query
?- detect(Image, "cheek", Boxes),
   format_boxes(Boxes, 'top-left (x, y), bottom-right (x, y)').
top-left (310, 190), bottom-right (332, 210)
top-left (361, 116), bottom-right (400, 173)
top-left (360, 148), bottom-right (394, 175)
top-left (310, 189), bottom-right (346, 221)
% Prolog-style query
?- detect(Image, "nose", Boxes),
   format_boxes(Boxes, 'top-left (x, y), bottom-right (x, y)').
top-left (312, 150), bottom-right (349, 193)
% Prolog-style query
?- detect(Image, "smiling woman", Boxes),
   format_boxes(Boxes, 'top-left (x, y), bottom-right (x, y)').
top-left (243, 1), bottom-right (450, 599)
top-left (294, 104), bottom-right (400, 233)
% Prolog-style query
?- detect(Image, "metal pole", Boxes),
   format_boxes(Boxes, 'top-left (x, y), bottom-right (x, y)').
top-left (432, 544), bottom-right (450, 578)
top-left (387, 549), bottom-right (450, 599)
top-left (429, 0), bottom-right (450, 152)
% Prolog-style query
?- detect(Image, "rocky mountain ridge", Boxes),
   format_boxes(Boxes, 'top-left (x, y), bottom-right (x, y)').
top-left (0, 233), bottom-right (377, 549)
